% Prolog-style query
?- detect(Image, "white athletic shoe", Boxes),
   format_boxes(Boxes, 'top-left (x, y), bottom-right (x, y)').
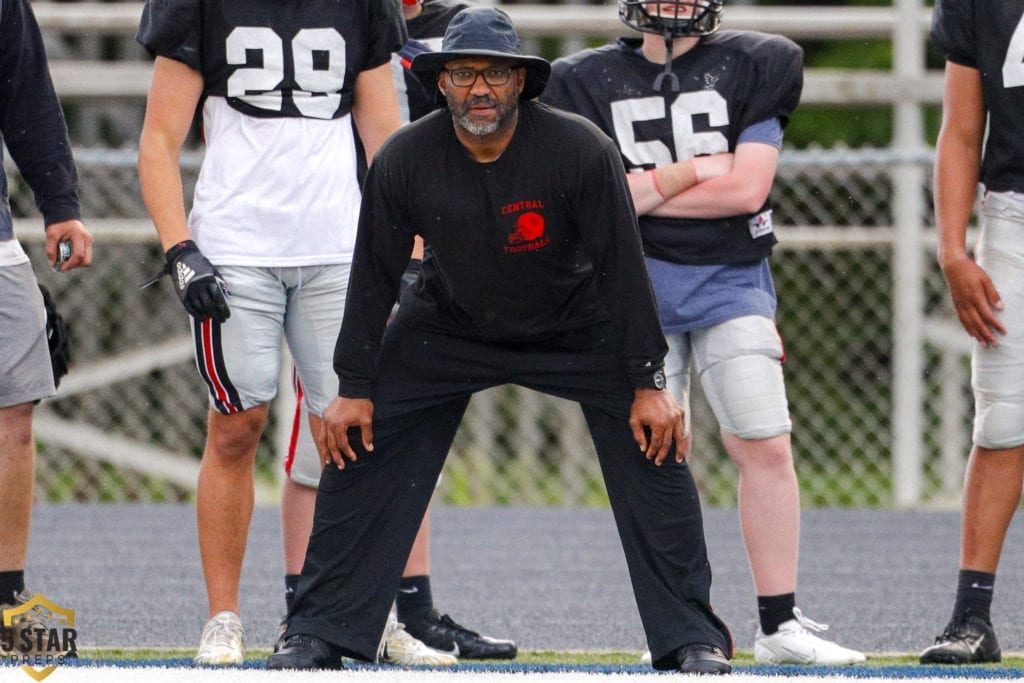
top-left (754, 608), bottom-right (865, 665)
top-left (639, 649), bottom-right (652, 666)
top-left (0, 589), bottom-right (64, 657)
top-left (194, 610), bottom-right (245, 665)
top-left (381, 610), bottom-right (458, 666)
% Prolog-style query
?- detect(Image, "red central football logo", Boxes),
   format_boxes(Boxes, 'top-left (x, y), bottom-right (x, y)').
top-left (508, 211), bottom-right (545, 244)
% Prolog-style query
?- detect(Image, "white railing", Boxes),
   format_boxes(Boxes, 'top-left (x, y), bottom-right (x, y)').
top-left (36, 3), bottom-right (944, 104)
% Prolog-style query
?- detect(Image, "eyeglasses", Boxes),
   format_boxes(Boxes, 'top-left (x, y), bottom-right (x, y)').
top-left (443, 66), bottom-right (517, 87)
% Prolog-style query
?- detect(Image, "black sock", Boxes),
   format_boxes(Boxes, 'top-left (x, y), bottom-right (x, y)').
top-left (757, 593), bottom-right (796, 635)
top-left (284, 574), bottom-right (300, 612)
top-left (396, 575), bottom-right (434, 624)
top-left (0, 571), bottom-right (25, 604)
top-left (953, 569), bottom-right (995, 622)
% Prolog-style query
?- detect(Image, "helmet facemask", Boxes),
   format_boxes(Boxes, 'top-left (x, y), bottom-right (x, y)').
top-left (619, 0), bottom-right (725, 91)
top-left (619, 0), bottom-right (724, 38)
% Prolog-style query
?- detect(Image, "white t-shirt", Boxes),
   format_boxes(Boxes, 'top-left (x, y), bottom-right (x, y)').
top-left (0, 239), bottom-right (29, 267)
top-left (188, 97), bottom-right (362, 267)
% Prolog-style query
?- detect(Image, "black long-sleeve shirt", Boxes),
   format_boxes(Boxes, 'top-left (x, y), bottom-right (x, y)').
top-left (0, 0), bottom-right (81, 242)
top-left (335, 101), bottom-right (667, 397)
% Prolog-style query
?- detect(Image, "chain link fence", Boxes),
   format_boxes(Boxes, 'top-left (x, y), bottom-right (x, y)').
top-left (11, 145), bottom-right (970, 508)
top-left (10, 0), bottom-right (966, 508)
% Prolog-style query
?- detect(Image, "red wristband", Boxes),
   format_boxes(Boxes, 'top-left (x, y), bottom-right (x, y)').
top-left (650, 169), bottom-right (667, 200)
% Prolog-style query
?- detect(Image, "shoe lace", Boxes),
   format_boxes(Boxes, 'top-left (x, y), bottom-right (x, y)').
top-left (791, 607), bottom-right (830, 634)
top-left (288, 634), bottom-right (314, 647)
top-left (1, 589), bottom-right (34, 609)
top-left (935, 623), bottom-right (961, 644)
top-left (934, 616), bottom-right (981, 644)
top-left (2, 591), bottom-right (49, 631)
top-left (201, 615), bottom-right (243, 650)
top-left (438, 613), bottom-right (481, 639)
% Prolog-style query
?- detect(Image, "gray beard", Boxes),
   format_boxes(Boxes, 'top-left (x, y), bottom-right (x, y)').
top-left (456, 114), bottom-right (501, 136)
top-left (448, 92), bottom-right (516, 137)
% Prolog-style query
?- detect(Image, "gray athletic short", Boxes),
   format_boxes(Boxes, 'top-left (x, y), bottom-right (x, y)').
top-left (286, 261), bottom-right (426, 487)
top-left (0, 262), bottom-right (56, 407)
top-left (190, 264), bottom-right (348, 416)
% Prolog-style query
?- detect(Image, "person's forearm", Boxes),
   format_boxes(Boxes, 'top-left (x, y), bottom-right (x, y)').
top-left (649, 171), bottom-right (767, 219)
top-left (138, 137), bottom-right (192, 249)
top-left (934, 61), bottom-right (985, 268)
top-left (628, 160), bottom-right (698, 215)
top-left (934, 133), bottom-right (981, 267)
top-left (137, 57), bottom-right (203, 250)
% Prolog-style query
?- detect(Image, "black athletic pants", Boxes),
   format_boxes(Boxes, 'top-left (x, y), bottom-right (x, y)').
top-left (287, 319), bottom-right (732, 669)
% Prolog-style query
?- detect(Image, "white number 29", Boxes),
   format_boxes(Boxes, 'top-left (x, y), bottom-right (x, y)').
top-left (226, 27), bottom-right (347, 119)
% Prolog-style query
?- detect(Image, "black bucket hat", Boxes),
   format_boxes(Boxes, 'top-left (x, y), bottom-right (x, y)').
top-left (410, 6), bottom-right (551, 100)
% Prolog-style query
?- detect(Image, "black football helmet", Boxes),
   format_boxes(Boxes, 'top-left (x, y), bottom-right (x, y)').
top-left (619, 0), bottom-right (724, 38)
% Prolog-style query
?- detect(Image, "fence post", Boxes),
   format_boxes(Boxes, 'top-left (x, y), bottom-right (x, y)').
top-left (891, 0), bottom-right (928, 507)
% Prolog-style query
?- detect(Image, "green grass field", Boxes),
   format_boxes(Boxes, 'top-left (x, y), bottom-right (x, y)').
top-left (78, 647), bottom-right (1024, 668)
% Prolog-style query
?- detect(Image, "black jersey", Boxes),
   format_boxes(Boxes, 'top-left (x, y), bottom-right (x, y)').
top-left (931, 0), bottom-right (1024, 193)
top-left (136, 0), bottom-right (402, 120)
top-left (335, 101), bottom-right (668, 396)
top-left (543, 32), bottom-right (803, 266)
top-left (0, 0), bottom-right (80, 241)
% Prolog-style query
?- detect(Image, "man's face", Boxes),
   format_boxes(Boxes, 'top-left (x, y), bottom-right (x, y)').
top-left (439, 57), bottom-right (525, 137)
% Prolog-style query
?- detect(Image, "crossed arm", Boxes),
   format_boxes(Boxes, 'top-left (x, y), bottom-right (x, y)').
top-left (627, 142), bottom-right (780, 219)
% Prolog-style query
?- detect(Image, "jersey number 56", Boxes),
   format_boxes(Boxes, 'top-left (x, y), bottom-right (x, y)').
top-left (611, 90), bottom-right (729, 169)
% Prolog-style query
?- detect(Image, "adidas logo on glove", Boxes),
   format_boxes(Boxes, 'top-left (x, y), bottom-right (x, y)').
top-left (176, 261), bottom-right (196, 290)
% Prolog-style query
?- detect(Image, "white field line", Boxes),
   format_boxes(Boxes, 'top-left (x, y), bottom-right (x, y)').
top-left (13, 667), bottom-right (1002, 683)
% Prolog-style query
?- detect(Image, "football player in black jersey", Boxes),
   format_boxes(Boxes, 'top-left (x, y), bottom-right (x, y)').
top-left (542, 0), bottom-right (864, 666)
top-left (920, 0), bottom-right (1024, 666)
top-left (136, 0), bottom-right (402, 666)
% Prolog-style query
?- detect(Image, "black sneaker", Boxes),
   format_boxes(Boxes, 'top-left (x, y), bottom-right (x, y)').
top-left (920, 613), bottom-right (1001, 664)
top-left (676, 643), bottom-right (732, 675)
top-left (266, 634), bottom-right (345, 670)
top-left (402, 609), bottom-right (517, 659)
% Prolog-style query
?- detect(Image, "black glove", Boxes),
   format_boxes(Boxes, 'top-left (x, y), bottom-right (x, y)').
top-left (141, 240), bottom-right (230, 323)
top-left (38, 285), bottom-right (71, 389)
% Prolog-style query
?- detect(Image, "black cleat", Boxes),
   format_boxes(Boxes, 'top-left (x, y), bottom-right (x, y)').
top-left (266, 634), bottom-right (345, 670)
top-left (920, 613), bottom-right (1001, 664)
top-left (676, 643), bottom-right (732, 675)
top-left (402, 609), bottom-right (517, 659)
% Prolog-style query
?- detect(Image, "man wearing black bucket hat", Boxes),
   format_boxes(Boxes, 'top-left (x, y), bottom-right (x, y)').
top-left (267, 7), bottom-right (733, 674)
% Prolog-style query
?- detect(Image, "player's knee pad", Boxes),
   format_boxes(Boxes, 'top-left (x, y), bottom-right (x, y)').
top-left (699, 351), bottom-right (792, 440)
top-left (973, 399), bottom-right (1024, 450)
